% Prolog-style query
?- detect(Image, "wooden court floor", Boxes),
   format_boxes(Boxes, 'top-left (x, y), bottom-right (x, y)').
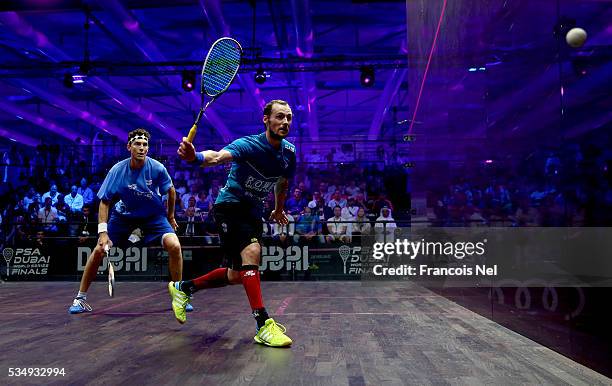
top-left (0, 281), bottom-right (609, 386)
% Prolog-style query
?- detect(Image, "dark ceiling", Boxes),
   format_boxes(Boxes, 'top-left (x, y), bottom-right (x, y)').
top-left (0, 0), bottom-right (610, 155)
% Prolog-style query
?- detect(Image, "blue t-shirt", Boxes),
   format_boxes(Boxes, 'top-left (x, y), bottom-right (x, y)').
top-left (217, 132), bottom-right (296, 208)
top-left (98, 157), bottom-right (173, 218)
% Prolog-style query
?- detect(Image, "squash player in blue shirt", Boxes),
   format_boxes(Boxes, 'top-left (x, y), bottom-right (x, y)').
top-left (68, 128), bottom-right (191, 314)
top-left (174, 100), bottom-right (295, 347)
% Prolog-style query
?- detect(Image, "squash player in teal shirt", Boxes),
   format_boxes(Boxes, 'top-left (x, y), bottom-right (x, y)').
top-left (174, 100), bottom-right (295, 347)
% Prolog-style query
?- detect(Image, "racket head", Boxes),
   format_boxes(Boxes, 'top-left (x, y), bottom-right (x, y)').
top-left (108, 261), bottom-right (115, 297)
top-left (201, 37), bottom-right (242, 97)
top-left (105, 245), bottom-right (115, 297)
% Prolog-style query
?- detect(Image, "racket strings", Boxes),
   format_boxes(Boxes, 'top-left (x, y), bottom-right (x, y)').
top-left (202, 39), bottom-right (241, 96)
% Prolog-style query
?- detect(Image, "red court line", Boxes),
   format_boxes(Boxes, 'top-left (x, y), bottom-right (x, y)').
top-left (274, 296), bottom-right (294, 315)
top-left (408, 0), bottom-right (448, 135)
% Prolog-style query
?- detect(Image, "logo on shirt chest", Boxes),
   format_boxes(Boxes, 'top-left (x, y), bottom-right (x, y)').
top-left (126, 184), bottom-right (153, 199)
top-left (245, 176), bottom-right (276, 193)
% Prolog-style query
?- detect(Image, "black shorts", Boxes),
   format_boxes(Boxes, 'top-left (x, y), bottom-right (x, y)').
top-left (213, 202), bottom-right (262, 271)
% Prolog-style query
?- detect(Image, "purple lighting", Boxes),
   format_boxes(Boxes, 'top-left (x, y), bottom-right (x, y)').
top-left (123, 20), bottom-right (139, 31)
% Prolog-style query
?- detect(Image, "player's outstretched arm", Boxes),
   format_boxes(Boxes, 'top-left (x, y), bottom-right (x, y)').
top-left (177, 137), bottom-right (233, 168)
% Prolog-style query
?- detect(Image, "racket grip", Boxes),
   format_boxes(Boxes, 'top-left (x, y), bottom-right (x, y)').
top-left (187, 124), bottom-right (197, 143)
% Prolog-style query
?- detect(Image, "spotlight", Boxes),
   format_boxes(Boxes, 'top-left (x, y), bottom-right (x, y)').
top-left (360, 66), bottom-right (375, 87)
top-left (72, 74), bottom-right (86, 84)
top-left (254, 69), bottom-right (267, 84)
top-left (182, 70), bottom-right (195, 92)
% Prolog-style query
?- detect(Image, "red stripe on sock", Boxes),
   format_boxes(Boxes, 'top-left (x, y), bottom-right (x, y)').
top-left (240, 268), bottom-right (264, 310)
top-left (193, 268), bottom-right (228, 289)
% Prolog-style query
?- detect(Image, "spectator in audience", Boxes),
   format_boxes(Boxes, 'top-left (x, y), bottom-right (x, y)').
top-left (64, 185), bottom-right (84, 215)
top-left (181, 184), bottom-right (200, 210)
top-left (77, 178), bottom-right (95, 207)
top-left (326, 206), bottom-right (350, 243)
top-left (316, 181), bottom-right (327, 198)
top-left (196, 191), bottom-right (212, 212)
top-left (373, 192), bottom-right (393, 214)
top-left (31, 229), bottom-right (48, 249)
top-left (293, 206), bottom-right (323, 244)
top-left (77, 205), bottom-right (96, 243)
top-left (327, 191), bottom-right (346, 210)
top-left (285, 187), bottom-right (308, 216)
top-left (180, 206), bottom-right (201, 237)
top-left (308, 191), bottom-right (326, 219)
top-left (341, 197), bottom-right (360, 220)
top-left (27, 194), bottom-right (42, 222)
top-left (345, 180), bottom-right (359, 198)
top-left (38, 197), bottom-right (59, 233)
top-left (358, 182), bottom-right (368, 200)
top-left (297, 181), bottom-right (310, 197)
top-left (354, 192), bottom-right (368, 213)
top-left (375, 206), bottom-right (396, 243)
top-left (42, 183), bottom-right (61, 206)
top-left (202, 207), bottom-right (219, 245)
top-left (22, 187), bottom-right (37, 210)
top-left (352, 207), bottom-right (372, 238)
top-left (175, 179), bottom-right (187, 196)
top-left (54, 195), bottom-right (69, 223)
top-left (184, 196), bottom-right (200, 215)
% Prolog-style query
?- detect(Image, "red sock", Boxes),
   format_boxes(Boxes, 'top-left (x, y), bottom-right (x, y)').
top-left (240, 265), bottom-right (264, 310)
top-left (192, 268), bottom-right (228, 290)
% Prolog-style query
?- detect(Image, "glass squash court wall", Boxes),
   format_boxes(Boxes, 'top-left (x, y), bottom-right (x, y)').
top-left (407, 0), bottom-right (611, 377)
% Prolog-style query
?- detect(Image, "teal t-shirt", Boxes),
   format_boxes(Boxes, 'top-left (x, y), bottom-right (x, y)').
top-left (216, 132), bottom-right (296, 208)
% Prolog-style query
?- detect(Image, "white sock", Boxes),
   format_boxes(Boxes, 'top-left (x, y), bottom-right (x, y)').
top-left (77, 291), bottom-right (87, 300)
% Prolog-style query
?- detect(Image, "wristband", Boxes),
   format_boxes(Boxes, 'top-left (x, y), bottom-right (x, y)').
top-left (189, 152), bottom-right (204, 166)
top-left (98, 223), bottom-right (108, 234)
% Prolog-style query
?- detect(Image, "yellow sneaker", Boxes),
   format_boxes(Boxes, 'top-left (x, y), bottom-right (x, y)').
top-left (168, 281), bottom-right (188, 324)
top-left (254, 318), bottom-right (292, 347)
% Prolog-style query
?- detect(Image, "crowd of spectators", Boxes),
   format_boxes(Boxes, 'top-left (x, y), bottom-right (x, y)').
top-left (427, 143), bottom-right (612, 227)
top-left (0, 143), bottom-right (405, 248)
top-left (3, 137), bottom-right (609, 250)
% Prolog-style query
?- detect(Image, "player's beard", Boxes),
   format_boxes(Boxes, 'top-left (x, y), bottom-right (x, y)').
top-left (268, 125), bottom-right (288, 141)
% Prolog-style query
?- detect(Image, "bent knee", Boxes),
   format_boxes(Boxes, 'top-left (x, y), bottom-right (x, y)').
top-left (242, 242), bottom-right (261, 256)
top-left (163, 236), bottom-right (181, 254)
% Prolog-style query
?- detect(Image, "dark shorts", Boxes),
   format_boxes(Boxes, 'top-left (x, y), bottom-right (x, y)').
top-left (213, 202), bottom-right (262, 271)
top-left (108, 214), bottom-right (175, 248)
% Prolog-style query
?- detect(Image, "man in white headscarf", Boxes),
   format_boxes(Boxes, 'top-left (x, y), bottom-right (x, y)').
top-left (375, 206), bottom-right (396, 243)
